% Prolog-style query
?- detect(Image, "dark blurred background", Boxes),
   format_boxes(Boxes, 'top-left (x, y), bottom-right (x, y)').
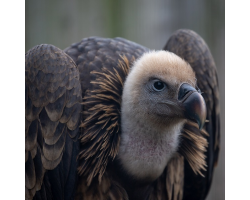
top-left (25, 0), bottom-right (225, 199)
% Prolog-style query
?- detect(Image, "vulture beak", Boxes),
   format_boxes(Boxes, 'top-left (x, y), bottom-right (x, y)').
top-left (178, 83), bottom-right (207, 130)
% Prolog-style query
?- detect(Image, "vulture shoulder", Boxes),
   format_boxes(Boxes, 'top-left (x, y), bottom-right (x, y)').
top-left (25, 30), bottom-right (220, 200)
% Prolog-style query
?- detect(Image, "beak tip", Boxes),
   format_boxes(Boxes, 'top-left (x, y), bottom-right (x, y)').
top-left (198, 121), bottom-right (204, 130)
top-left (197, 105), bottom-right (206, 130)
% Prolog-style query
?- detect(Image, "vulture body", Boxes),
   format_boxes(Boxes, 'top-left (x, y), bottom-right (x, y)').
top-left (25, 29), bottom-right (220, 200)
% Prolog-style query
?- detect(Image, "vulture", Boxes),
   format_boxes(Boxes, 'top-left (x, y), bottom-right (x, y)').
top-left (25, 29), bottom-right (220, 200)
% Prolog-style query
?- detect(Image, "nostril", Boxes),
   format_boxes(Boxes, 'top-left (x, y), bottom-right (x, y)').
top-left (178, 83), bottom-right (197, 101)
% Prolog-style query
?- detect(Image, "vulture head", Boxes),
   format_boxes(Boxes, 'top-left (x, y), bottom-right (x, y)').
top-left (118, 50), bottom-right (206, 182)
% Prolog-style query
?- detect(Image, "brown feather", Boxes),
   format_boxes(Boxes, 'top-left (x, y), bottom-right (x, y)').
top-left (179, 121), bottom-right (208, 176)
top-left (75, 172), bottom-right (128, 200)
top-left (166, 154), bottom-right (184, 200)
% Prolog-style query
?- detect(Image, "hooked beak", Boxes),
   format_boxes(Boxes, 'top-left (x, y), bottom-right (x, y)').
top-left (178, 83), bottom-right (207, 130)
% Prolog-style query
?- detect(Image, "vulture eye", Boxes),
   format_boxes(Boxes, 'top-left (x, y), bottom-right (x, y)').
top-left (153, 80), bottom-right (166, 91)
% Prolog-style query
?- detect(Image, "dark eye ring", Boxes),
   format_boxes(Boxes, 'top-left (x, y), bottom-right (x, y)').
top-left (153, 80), bottom-right (166, 91)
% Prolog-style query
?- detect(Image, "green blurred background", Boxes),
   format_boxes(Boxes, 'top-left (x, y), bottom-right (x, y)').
top-left (26, 0), bottom-right (225, 199)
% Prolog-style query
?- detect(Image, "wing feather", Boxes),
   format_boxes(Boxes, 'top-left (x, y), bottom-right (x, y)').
top-left (25, 44), bottom-right (82, 199)
top-left (163, 29), bottom-right (220, 200)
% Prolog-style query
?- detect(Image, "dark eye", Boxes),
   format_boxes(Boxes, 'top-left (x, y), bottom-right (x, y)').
top-left (153, 81), bottom-right (166, 91)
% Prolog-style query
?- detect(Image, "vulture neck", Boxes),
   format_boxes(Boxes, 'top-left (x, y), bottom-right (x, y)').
top-left (118, 101), bottom-right (185, 183)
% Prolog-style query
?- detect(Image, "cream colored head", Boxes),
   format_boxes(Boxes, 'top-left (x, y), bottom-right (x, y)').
top-left (118, 50), bottom-right (198, 181)
top-left (122, 50), bottom-right (196, 125)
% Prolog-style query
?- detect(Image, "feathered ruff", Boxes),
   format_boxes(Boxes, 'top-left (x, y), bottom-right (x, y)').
top-left (78, 55), bottom-right (132, 186)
